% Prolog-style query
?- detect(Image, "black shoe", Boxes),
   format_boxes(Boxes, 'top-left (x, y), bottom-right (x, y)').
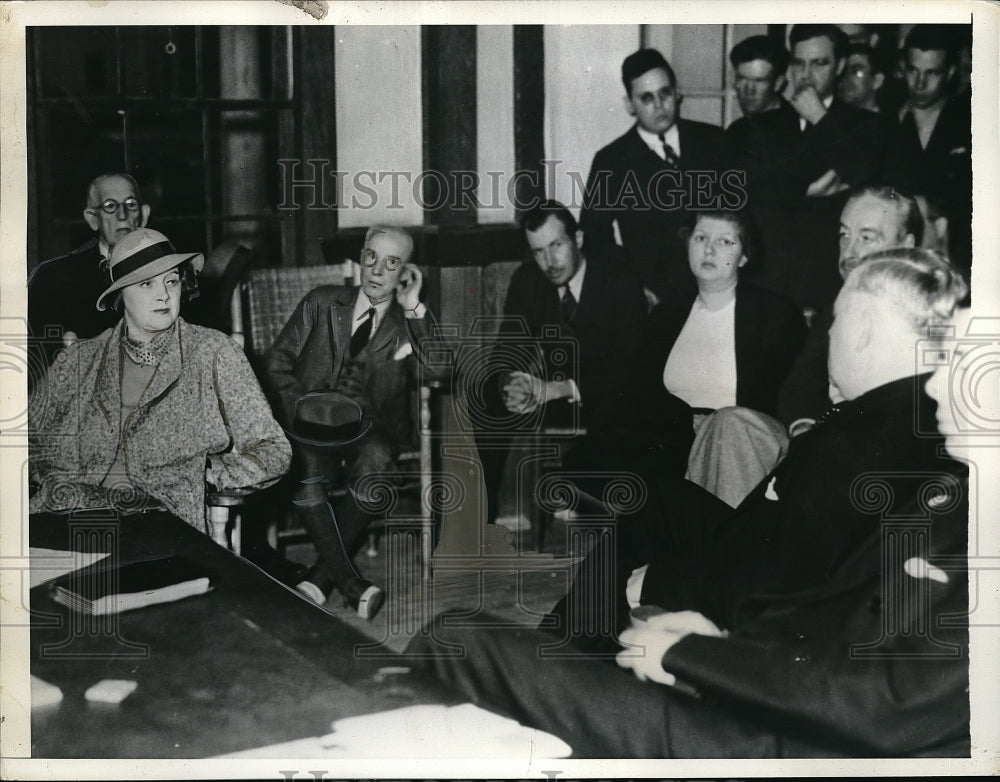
top-left (340, 576), bottom-right (385, 620)
top-left (295, 566), bottom-right (335, 606)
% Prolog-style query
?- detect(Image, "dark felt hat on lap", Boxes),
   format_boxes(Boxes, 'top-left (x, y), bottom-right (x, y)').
top-left (285, 391), bottom-right (373, 448)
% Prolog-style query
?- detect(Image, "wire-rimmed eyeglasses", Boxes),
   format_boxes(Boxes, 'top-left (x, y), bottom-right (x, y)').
top-left (88, 197), bottom-right (142, 215)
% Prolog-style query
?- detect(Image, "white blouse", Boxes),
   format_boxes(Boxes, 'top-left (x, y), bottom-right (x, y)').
top-left (662, 296), bottom-right (738, 410)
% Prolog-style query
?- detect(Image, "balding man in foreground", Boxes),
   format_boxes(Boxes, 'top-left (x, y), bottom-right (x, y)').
top-left (412, 249), bottom-right (970, 758)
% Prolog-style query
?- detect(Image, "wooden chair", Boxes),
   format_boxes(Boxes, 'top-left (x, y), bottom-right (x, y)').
top-left (229, 261), bottom-right (436, 579)
top-left (201, 255), bottom-right (343, 558)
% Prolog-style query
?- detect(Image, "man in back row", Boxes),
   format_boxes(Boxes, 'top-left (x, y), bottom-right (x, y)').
top-left (726, 35), bottom-right (790, 152)
top-left (580, 48), bottom-right (729, 306)
top-left (837, 43), bottom-right (888, 113)
top-left (28, 173), bottom-right (150, 374)
top-left (736, 24), bottom-right (884, 313)
top-left (884, 24), bottom-right (971, 273)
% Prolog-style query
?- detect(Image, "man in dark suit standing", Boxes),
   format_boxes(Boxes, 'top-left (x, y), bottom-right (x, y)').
top-left (580, 49), bottom-right (730, 306)
top-left (27, 173), bottom-right (151, 377)
top-left (738, 25), bottom-right (884, 313)
top-left (724, 36), bottom-right (795, 295)
top-left (728, 34), bottom-right (790, 122)
top-left (262, 225), bottom-right (443, 618)
top-left (471, 201), bottom-right (647, 528)
top-left (884, 24), bottom-right (971, 274)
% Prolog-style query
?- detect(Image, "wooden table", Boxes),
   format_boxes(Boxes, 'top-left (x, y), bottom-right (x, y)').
top-left (29, 510), bottom-right (456, 758)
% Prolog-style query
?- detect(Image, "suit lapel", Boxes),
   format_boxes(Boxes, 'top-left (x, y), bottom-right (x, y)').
top-left (574, 258), bottom-right (601, 327)
top-left (93, 322), bottom-right (124, 424)
top-left (924, 100), bottom-right (963, 156)
top-left (676, 120), bottom-right (691, 168)
top-left (330, 287), bottom-right (358, 374)
top-left (626, 124), bottom-right (667, 168)
top-left (373, 302), bottom-right (406, 356)
top-left (733, 285), bottom-right (752, 401)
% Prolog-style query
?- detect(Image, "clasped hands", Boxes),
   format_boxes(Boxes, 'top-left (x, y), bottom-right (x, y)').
top-left (502, 371), bottom-right (574, 415)
top-left (615, 609), bottom-right (727, 686)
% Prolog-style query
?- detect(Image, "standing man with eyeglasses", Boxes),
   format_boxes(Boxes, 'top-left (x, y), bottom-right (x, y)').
top-left (580, 49), bottom-right (730, 308)
top-left (28, 173), bottom-right (151, 375)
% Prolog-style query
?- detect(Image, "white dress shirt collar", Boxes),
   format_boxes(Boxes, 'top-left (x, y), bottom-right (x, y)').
top-left (352, 289), bottom-right (393, 334)
top-left (637, 124), bottom-right (681, 160)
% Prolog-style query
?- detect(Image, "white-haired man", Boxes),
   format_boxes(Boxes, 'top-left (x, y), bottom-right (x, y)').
top-left (413, 248), bottom-right (971, 758)
top-left (262, 226), bottom-right (443, 619)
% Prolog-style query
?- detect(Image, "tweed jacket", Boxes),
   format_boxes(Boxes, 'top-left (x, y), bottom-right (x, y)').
top-left (261, 285), bottom-right (447, 447)
top-left (29, 318), bottom-right (292, 532)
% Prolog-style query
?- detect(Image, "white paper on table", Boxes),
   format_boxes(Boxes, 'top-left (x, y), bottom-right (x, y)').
top-left (30, 675), bottom-right (63, 709)
top-left (217, 703), bottom-right (572, 758)
top-left (28, 547), bottom-right (110, 589)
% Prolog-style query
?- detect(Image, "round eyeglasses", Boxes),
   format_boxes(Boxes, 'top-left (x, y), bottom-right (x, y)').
top-left (88, 197), bottom-right (142, 215)
top-left (361, 247), bottom-right (402, 271)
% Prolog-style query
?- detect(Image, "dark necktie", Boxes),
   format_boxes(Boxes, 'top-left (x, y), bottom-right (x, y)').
top-left (350, 307), bottom-right (375, 357)
top-left (658, 133), bottom-right (680, 168)
top-left (560, 287), bottom-right (577, 325)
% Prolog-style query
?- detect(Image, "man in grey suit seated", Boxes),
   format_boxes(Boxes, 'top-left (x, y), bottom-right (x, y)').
top-left (261, 225), bottom-right (441, 619)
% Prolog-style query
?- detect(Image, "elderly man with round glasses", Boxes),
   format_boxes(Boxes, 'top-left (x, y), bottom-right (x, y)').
top-left (28, 172), bottom-right (151, 376)
top-left (261, 225), bottom-right (446, 620)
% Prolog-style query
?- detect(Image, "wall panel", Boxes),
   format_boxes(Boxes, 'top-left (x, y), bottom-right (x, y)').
top-left (476, 25), bottom-right (516, 224)
top-left (335, 26), bottom-right (423, 229)
top-left (543, 25), bottom-right (641, 217)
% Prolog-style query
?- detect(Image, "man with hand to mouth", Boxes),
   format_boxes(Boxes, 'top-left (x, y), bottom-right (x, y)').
top-left (739, 25), bottom-right (884, 313)
top-left (261, 225), bottom-right (444, 619)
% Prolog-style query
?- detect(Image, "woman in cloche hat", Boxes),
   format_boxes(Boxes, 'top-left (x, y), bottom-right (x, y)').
top-left (29, 228), bottom-right (291, 537)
